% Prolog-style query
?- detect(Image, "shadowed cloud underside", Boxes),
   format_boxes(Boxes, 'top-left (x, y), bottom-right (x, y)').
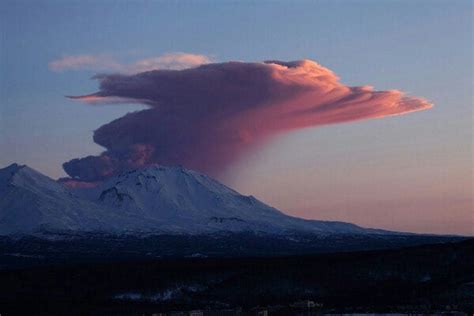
top-left (64, 59), bottom-right (432, 182)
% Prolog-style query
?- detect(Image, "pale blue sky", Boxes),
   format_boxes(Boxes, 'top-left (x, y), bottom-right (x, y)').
top-left (0, 0), bottom-right (472, 234)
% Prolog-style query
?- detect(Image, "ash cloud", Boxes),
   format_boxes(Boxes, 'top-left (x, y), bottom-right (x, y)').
top-left (64, 59), bottom-right (432, 182)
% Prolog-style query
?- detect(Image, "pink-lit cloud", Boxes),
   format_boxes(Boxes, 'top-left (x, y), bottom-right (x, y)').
top-left (49, 54), bottom-right (124, 72)
top-left (49, 52), bottom-right (211, 73)
top-left (63, 59), bottom-right (432, 182)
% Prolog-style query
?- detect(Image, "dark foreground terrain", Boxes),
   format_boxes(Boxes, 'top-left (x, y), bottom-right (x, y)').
top-left (0, 232), bottom-right (467, 268)
top-left (0, 237), bottom-right (472, 315)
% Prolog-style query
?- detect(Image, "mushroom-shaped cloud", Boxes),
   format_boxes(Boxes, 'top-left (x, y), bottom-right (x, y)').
top-left (64, 59), bottom-right (432, 182)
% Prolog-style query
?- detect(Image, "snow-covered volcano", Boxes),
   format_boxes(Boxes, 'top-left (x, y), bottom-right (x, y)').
top-left (0, 164), bottom-right (384, 236)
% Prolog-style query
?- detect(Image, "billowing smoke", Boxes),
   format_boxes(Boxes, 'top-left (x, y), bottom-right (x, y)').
top-left (63, 59), bottom-right (432, 182)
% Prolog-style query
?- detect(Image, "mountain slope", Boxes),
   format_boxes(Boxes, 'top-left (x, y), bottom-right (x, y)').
top-left (89, 165), bottom-right (384, 234)
top-left (1, 163), bottom-right (387, 236)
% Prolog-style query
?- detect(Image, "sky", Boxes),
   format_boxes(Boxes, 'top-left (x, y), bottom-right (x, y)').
top-left (0, 0), bottom-right (472, 235)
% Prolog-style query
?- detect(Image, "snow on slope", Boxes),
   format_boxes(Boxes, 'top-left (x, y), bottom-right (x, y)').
top-left (0, 164), bottom-right (384, 236)
top-left (87, 165), bottom-right (378, 234)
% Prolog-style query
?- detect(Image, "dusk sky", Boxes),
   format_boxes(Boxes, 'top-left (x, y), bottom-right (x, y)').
top-left (1, 0), bottom-right (472, 235)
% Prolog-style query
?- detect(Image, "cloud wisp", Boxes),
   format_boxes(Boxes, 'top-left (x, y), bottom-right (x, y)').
top-left (49, 52), bottom-right (212, 73)
top-left (63, 59), bottom-right (432, 182)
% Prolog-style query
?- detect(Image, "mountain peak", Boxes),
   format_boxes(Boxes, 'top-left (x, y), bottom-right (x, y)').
top-left (105, 164), bottom-right (238, 196)
top-left (0, 163), bottom-right (61, 193)
top-left (0, 163), bottom-right (48, 178)
top-left (0, 163), bottom-right (27, 177)
top-left (95, 164), bottom-right (249, 224)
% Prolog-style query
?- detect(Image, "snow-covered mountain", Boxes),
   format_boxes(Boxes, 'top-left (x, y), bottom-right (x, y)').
top-left (0, 163), bottom-right (385, 236)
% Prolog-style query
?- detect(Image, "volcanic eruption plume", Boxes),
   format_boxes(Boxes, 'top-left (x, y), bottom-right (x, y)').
top-left (64, 59), bottom-right (432, 182)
